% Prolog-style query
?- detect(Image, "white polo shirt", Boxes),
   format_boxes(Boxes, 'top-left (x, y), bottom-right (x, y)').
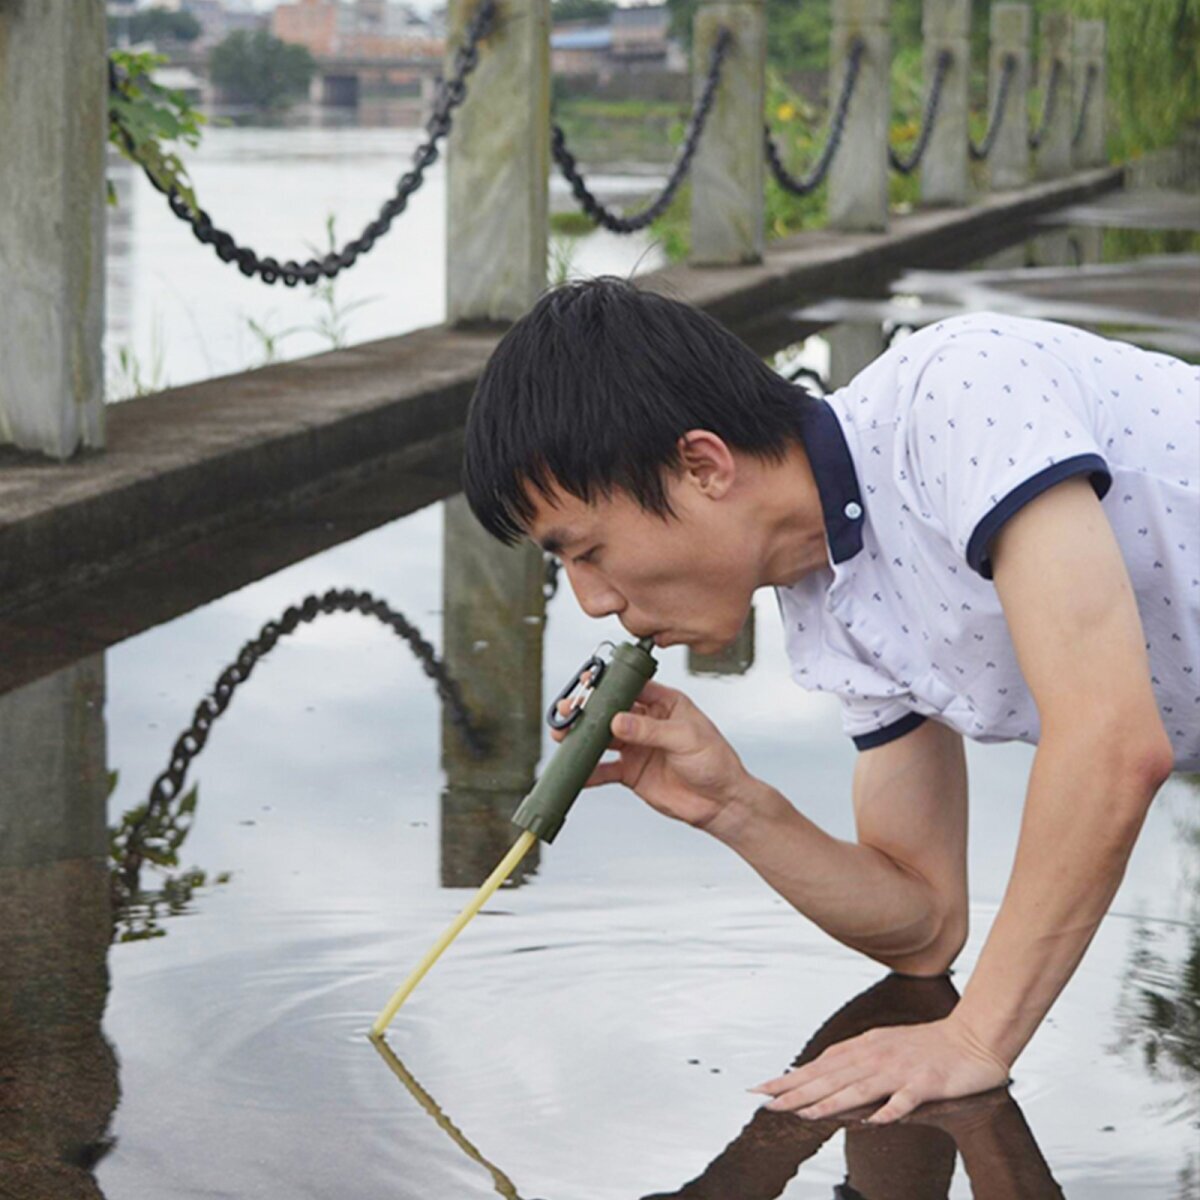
top-left (775, 311), bottom-right (1200, 771)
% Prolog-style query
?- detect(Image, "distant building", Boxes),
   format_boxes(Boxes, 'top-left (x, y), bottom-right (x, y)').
top-left (551, 3), bottom-right (683, 77)
top-left (272, 0), bottom-right (442, 59)
top-left (550, 23), bottom-right (612, 75)
top-left (148, 0), bottom-right (267, 49)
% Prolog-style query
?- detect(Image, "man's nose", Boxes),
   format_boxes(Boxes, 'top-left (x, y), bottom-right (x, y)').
top-left (564, 562), bottom-right (625, 620)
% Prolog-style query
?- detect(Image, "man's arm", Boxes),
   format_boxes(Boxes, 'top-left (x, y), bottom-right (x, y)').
top-left (707, 717), bottom-right (968, 976)
top-left (944, 475), bottom-right (1175, 1067)
top-left (750, 475), bottom-right (1175, 1124)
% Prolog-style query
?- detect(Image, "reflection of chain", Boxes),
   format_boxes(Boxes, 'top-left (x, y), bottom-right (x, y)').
top-left (969, 53), bottom-right (1017, 162)
top-left (1028, 57), bottom-right (1064, 150)
top-left (122, 589), bottom-right (490, 889)
top-left (550, 28), bottom-right (732, 233)
top-left (107, 0), bottom-right (496, 285)
top-left (765, 39), bottom-right (865, 196)
top-left (888, 50), bottom-right (953, 175)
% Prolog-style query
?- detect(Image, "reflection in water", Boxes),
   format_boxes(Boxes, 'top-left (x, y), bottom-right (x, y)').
top-left (371, 1036), bottom-right (529, 1200)
top-left (642, 974), bottom-right (1063, 1200)
top-left (0, 658), bottom-right (118, 1197)
top-left (440, 497), bottom-right (546, 888)
top-left (1113, 775), bottom-right (1200, 1189)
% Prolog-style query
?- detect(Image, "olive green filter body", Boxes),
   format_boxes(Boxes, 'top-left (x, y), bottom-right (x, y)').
top-left (511, 638), bottom-right (658, 843)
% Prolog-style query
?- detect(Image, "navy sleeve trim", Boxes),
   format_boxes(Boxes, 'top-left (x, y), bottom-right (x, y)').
top-left (852, 711), bottom-right (927, 751)
top-left (966, 453), bottom-right (1112, 580)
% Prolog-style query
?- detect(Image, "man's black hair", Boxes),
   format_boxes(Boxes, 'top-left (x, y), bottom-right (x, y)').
top-left (462, 274), bottom-right (813, 546)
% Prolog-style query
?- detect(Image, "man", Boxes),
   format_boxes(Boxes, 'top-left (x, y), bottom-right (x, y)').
top-left (461, 275), bottom-right (1199, 1125)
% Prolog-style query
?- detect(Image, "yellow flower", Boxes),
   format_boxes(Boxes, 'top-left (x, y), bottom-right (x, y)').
top-left (776, 102), bottom-right (796, 123)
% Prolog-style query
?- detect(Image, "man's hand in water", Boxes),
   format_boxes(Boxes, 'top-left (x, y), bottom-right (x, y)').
top-left (748, 1015), bottom-right (1010, 1124)
top-left (551, 679), bottom-right (753, 830)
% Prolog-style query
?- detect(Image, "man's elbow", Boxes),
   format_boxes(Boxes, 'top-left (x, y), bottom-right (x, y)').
top-left (873, 904), bottom-right (969, 979)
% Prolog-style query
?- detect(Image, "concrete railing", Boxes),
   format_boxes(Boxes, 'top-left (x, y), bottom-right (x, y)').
top-left (1, 0), bottom-right (1111, 461)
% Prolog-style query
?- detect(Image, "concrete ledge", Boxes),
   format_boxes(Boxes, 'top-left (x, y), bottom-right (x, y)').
top-left (0, 165), bottom-right (1123, 613)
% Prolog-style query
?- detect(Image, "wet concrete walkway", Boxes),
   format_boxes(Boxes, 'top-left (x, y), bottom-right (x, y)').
top-left (0, 165), bottom-right (1126, 611)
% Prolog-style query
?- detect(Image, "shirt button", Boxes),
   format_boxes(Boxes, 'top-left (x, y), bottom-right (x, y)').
top-left (844, 501), bottom-right (863, 520)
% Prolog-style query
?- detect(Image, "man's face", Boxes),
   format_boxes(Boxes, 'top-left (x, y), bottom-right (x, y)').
top-left (523, 466), bottom-right (759, 654)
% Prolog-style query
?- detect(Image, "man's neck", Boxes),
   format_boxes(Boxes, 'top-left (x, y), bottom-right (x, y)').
top-left (753, 442), bottom-right (830, 588)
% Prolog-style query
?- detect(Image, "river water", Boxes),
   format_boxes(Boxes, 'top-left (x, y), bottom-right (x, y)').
top-left (2, 127), bottom-right (1197, 1199)
top-left (105, 124), bottom-right (667, 396)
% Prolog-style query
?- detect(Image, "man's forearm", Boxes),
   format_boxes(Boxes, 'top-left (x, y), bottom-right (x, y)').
top-left (949, 728), bottom-right (1173, 1067)
top-left (705, 776), bottom-right (961, 973)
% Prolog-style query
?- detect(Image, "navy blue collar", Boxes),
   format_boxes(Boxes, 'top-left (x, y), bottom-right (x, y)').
top-left (794, 394), bottom-right (865, 565)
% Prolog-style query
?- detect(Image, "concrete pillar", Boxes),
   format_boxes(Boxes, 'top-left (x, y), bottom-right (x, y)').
top-left (0, 1), bottom-right (106, 460)
top-left (446, 0), bottom-right (549, 325)
top-left (920, 0), bottom-right (970, 207)
top-left (987, 3), bottom-right (1031, 191)
top-left (1034, 11), bottom-right (1073, 180)
top-left (689, 1), bottom-right (766, 267)
top-left (688, 607), bottom-right (755, 677)
top-left (829, 0), bottom-right (891, 232)
top-left (439, 496), bottom-right (545, 887)
top-left (1072, 19), bottom-right (1107, 169)
top-left (827, 321), bottom-right (886, 389)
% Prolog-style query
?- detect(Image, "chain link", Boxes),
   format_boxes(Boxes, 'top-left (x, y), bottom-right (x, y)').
top-left (765, 38), bottom-right (866, 197)
top-left (968, 53), bottom-right (1017, 163)
top-left (108, 0), bottom-right (496, 286)
top-left (119, 587), bottom-right (491, 889)
top-left (1072, 61), bottom-right (1099, 148)
top-left (1028, 57), bottom-right (1064, 151)
top-left (888, 49), bottom-right (953, 175)
top-left (550, 28), bottom-right (732, 234)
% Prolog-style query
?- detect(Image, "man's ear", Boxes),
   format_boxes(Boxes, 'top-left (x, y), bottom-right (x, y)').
top-left (675, 430), bottom-right (735, 499)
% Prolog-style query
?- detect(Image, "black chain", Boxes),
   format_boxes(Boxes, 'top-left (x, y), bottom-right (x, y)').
top-left (107, 0), bottom-right (497, 285)
top-left (765, 38), bottom-right (865, 196)
top-left (550, 28), bottom-right (732, 233)
top-left (543, 553), bottom-right (561, 602)
top-left (120, 588), bottom-right (490, 889)
top-left (785, 363), bottom-right (830, 394)
top-left (1028, 57), bottom-right (1064, 151)
top-left (969, 53), bottom-right (1017, 162)
top-left (1072, 62), bottom-right (1099, 148)
top-left (888, 49), bottom-right (953, 175)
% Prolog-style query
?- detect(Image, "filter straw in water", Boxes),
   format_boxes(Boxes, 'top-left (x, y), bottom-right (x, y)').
top-left (370, 637), bottom-right (657, 1037)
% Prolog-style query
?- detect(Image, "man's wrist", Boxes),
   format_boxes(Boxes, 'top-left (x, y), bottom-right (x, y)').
top-left (700, 773), bottom-right (787, 848)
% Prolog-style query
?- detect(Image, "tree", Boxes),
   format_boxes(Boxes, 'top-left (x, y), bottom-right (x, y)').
top-left (109, 7), bottom-right (203, 45)
top-left (552, 0), bottom-right (617, 22)
top-left (210, 30), bottom-right (316, 112)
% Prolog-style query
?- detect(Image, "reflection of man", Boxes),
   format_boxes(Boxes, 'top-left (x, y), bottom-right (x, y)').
top-left (640, 973), bottom-right (1063, 1200)
top-left (461, 276), bottom-right (1199, 1121)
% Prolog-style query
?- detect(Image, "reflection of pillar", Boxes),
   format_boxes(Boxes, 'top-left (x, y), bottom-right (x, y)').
top-left (688, 606), bottom-right (755, 677)
top-left (1029, 228), bottom-right (1072, 268)
top-left (976, 241), bottom-right (1027, 272)
top-left (0, 657), bottom-right (116, 1197)
top-left (826, 321), bottom-right (886, 390)
top-left (440, 497), bottom-right (544, 887)
top-left (1068, 224), bottom-right (1102, 266)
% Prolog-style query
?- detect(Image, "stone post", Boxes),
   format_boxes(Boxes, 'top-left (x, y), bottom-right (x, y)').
top-left (689, 1), bottom-right (766, 266)
top-left (920, 0), bottom-right (970, 207)
top-left (829, 0), bottom-right (891, 232)
top-left (987, 3), bottom-right (1031, 191)
top-left (445, 0), bottom-right (549, 325)
top-left (0, 1), bottom-right (106, 459)
top-left (1034, 11), bottom-right (1073, 180)
top-left (1072, 19), bottom-right (1107, 169)
top-left (439, 496), bottom-right (545, 887)
top-left (827, 321), bottom-right (886, 389)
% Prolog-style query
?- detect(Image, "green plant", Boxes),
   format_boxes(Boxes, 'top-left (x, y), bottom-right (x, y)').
top-left (548, 232), bottom-right (580, 286)
top-left (106, 319), bottom-right (169, 402)
top-left (107, 48), bottom-right (207, 210)
top-left (301, 214), bottom-right (379, 351)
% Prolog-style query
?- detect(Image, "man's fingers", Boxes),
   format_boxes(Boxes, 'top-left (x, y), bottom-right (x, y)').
top-left (585, 759), bottom-right (625, 788)
top-left (610, 710), bottom-right (690, 752)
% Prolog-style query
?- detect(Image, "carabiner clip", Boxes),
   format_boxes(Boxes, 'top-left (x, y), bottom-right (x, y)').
top-left (547, 646), bottom-right (611, 730)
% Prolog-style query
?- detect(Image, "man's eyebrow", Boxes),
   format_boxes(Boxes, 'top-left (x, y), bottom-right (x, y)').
top-left (536, 527), bottom-right (579, 555)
